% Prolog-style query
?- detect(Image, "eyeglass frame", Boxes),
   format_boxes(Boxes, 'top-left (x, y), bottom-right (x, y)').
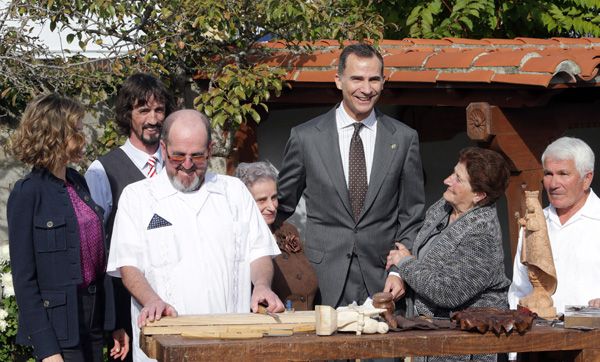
top-left (164, 144), bottom-right (210, 166)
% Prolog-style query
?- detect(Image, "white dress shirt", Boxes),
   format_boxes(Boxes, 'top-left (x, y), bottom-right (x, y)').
top-left (336, 104), bottom-right (402, 279)
top-left (106, 171), bottom-right (280, 362)
top-left (84, 139), bottom-right (163, 223)
top-left (508, 189), bottom-right (600, 314)
top-left (336, 103), bottom-right (377, 186)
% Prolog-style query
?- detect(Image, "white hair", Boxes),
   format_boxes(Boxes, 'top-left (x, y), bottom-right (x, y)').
top-left (235, 161), bottom-right (278, 188)
top-left (541, 137), bottom-right (595, 177)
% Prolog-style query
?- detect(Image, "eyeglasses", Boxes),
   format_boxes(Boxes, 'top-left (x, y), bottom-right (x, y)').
top-left (165, 146), bottom-right (209, 166)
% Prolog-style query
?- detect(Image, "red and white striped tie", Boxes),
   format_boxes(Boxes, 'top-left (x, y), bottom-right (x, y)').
top-left (147, 156), bottom-right (158, 178)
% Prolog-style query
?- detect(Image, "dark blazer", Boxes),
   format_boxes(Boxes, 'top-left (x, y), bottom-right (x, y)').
top-left (277, 107), bottom-right (425, 306)
top-left (397, 198), bottom-right (511, 319)
top-left (7, 167), bottom-right (116, 360)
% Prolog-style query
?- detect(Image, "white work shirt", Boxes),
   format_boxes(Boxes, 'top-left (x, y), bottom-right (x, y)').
top-left (84, 139), bottom-right (163, 223)
top-left (508, 189), bottom-right (600, 314)
top-left (336, 103), bottom-right (377, 185)
top-left (106, 171), bottom-right (279, 362)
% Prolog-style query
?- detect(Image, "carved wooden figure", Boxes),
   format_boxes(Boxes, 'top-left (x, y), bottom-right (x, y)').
top-left (315, 305), bottom-right (388, 336)
top-left (517, 190), bottom-right (558, 319)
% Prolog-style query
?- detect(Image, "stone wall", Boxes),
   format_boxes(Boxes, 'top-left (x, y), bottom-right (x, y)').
top-left (0, 130), bottom-right (28, 247)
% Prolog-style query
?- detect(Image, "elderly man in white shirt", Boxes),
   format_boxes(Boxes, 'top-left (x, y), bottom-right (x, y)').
top-left (107, 109), bottom-right (284, 362)
top-left (508, 136), bottom-right (600, 314)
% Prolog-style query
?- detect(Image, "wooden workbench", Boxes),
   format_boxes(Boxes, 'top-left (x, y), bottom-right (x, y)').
top-left (141, 324), bottom-right (600, 361)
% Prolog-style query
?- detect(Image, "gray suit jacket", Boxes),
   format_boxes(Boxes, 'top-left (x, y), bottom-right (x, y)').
top-left (277, 107), bottom-right (425, 306)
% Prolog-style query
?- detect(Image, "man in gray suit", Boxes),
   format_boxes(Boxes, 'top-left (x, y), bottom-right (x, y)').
top-left (277, 43), bottom-right (425, 307)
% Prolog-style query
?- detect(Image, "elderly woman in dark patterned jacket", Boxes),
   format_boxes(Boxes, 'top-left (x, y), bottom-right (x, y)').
top-left (386, 147), bottom-right (511, 362)
top-left (7, 94), bottom-right (128, 362)
top-left (236, 161), bottom-right (318, 311)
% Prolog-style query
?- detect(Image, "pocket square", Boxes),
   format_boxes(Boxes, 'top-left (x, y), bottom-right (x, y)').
top-left (147, 214), bottom-right (172, 230)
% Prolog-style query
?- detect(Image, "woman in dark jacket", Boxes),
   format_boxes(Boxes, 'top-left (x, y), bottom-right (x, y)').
top-left (236, 161), bottom-right (318, 310)
top-left (387, 147), bottom-right (512, 362)
top-left (7, 94), bottom-right (128, 362)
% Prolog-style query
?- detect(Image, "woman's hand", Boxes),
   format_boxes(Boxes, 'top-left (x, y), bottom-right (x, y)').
top-left (42, 354), bottom-right (63, 362)
top-left (386, 242), bottom-right (412, 270)
top-left (589, 298), bottom-right (600, 308)
top-left (110, 328), bottom-right (130, 360)
top-left (383, 274), bottom-right (406, 301)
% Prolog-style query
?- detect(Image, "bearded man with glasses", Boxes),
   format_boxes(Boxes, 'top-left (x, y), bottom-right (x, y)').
top-left (106, 109), bottom-right (284, 362)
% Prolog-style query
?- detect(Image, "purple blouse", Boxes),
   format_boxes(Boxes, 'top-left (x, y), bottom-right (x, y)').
top-left (66, 184), bottom-right (104, 288)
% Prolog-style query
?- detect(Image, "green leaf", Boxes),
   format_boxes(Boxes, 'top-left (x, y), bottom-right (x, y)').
top-left (249, 108), bottom-right (261, 123)
top-left (406, 5), bottom-right (423, 27)
top-left (460, 16), bottom-right (474, 31)
top-left (213, 113), bottom-right (227, 127)
top-left (234, 86), bottom-right (246, 100)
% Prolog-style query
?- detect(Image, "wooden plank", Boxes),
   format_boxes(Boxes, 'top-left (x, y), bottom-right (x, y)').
top-left (564, 306), bottom-right (600, 329)
top-left (143, 323), bottom-right (316, 335)
top-left (182, 331), bottom-right (265, 339)
top-left (143, 311), bottom-right (315, 328)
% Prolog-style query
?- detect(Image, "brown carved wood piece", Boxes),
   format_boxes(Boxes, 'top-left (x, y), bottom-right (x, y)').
top-left (449, 307), bottom-right (537, 336)
top-left (372, 292), bottom-right (398, 328)
top-left (517, 190), bottom-right (558, 319)
top-left (466, 102), bottom-right (493, 142)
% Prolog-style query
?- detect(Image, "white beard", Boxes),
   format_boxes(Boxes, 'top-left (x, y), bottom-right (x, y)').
top-left (170, 173), bottom-right (201, 193)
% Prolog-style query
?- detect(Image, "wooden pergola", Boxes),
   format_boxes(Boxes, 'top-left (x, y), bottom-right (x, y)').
top-left (225, 37), bottom-right (600, 258)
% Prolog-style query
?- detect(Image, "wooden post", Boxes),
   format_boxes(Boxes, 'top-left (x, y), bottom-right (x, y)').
top-left (466, 103), bottom-right (563, 261)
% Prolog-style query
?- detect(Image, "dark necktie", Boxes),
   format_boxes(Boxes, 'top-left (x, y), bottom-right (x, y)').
top-left (349, 122), bottom-right (368, 221)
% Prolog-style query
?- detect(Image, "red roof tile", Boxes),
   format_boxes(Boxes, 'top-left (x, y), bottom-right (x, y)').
top-left (481, 38), bottom-right (526, 46)
top-left (514, 38), bottom-right (559, 45)
top-left (201, 37), bottom-right (600, 88)
top-left (387, 70), bottom-right (438, 83)
top-left (551, 37), bottom-right (591, 45)
top-left (473, 49), bottom-right (536, 67)
top-left (425, 49), bottom-right (485, 68)
top-left (492, 74), bottom-right (554, 87)
top-left (520, 55), bottom-right (575, 72)
top-left (444, 38), bottom-right (490, 45)
top-left (384, 50), bottom-right (434, 67)
top-left (289, 69), bottom-right (337, 82)
top-left (437, 70), bottom-right (495, 83)
top-left (403, 38), bottom-right (453, 46)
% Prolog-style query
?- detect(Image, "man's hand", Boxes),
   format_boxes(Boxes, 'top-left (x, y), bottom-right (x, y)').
top-left (249, 256), bottom-right (283, 313)
top-left (589, 298), bottom-right (600, 308)
top-left (110, 328), bottom-right (130, 360)
top-left (386, 242), bottom-right (412, 270)
top-left (137, 298), bottom-right (178, 327)
top-left (251, 284), bottom-right (284, 313)
top-left (120, 266), bottom-right (177, 327)
top-left (383, 274), bottom-right (406, 301)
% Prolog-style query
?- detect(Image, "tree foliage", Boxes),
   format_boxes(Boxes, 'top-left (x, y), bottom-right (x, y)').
top-left (379, 0), bottom-right (600, 39)
top-left (0, 0), bottom-right (384, 140)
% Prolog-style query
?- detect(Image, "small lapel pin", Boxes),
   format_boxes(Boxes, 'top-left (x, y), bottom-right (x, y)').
top-left (390, 144), bottom-right (397, 149)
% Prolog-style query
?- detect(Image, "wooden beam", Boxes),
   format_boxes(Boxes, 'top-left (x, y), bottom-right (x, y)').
top-left (465, 102), bottom-right (568, 261)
